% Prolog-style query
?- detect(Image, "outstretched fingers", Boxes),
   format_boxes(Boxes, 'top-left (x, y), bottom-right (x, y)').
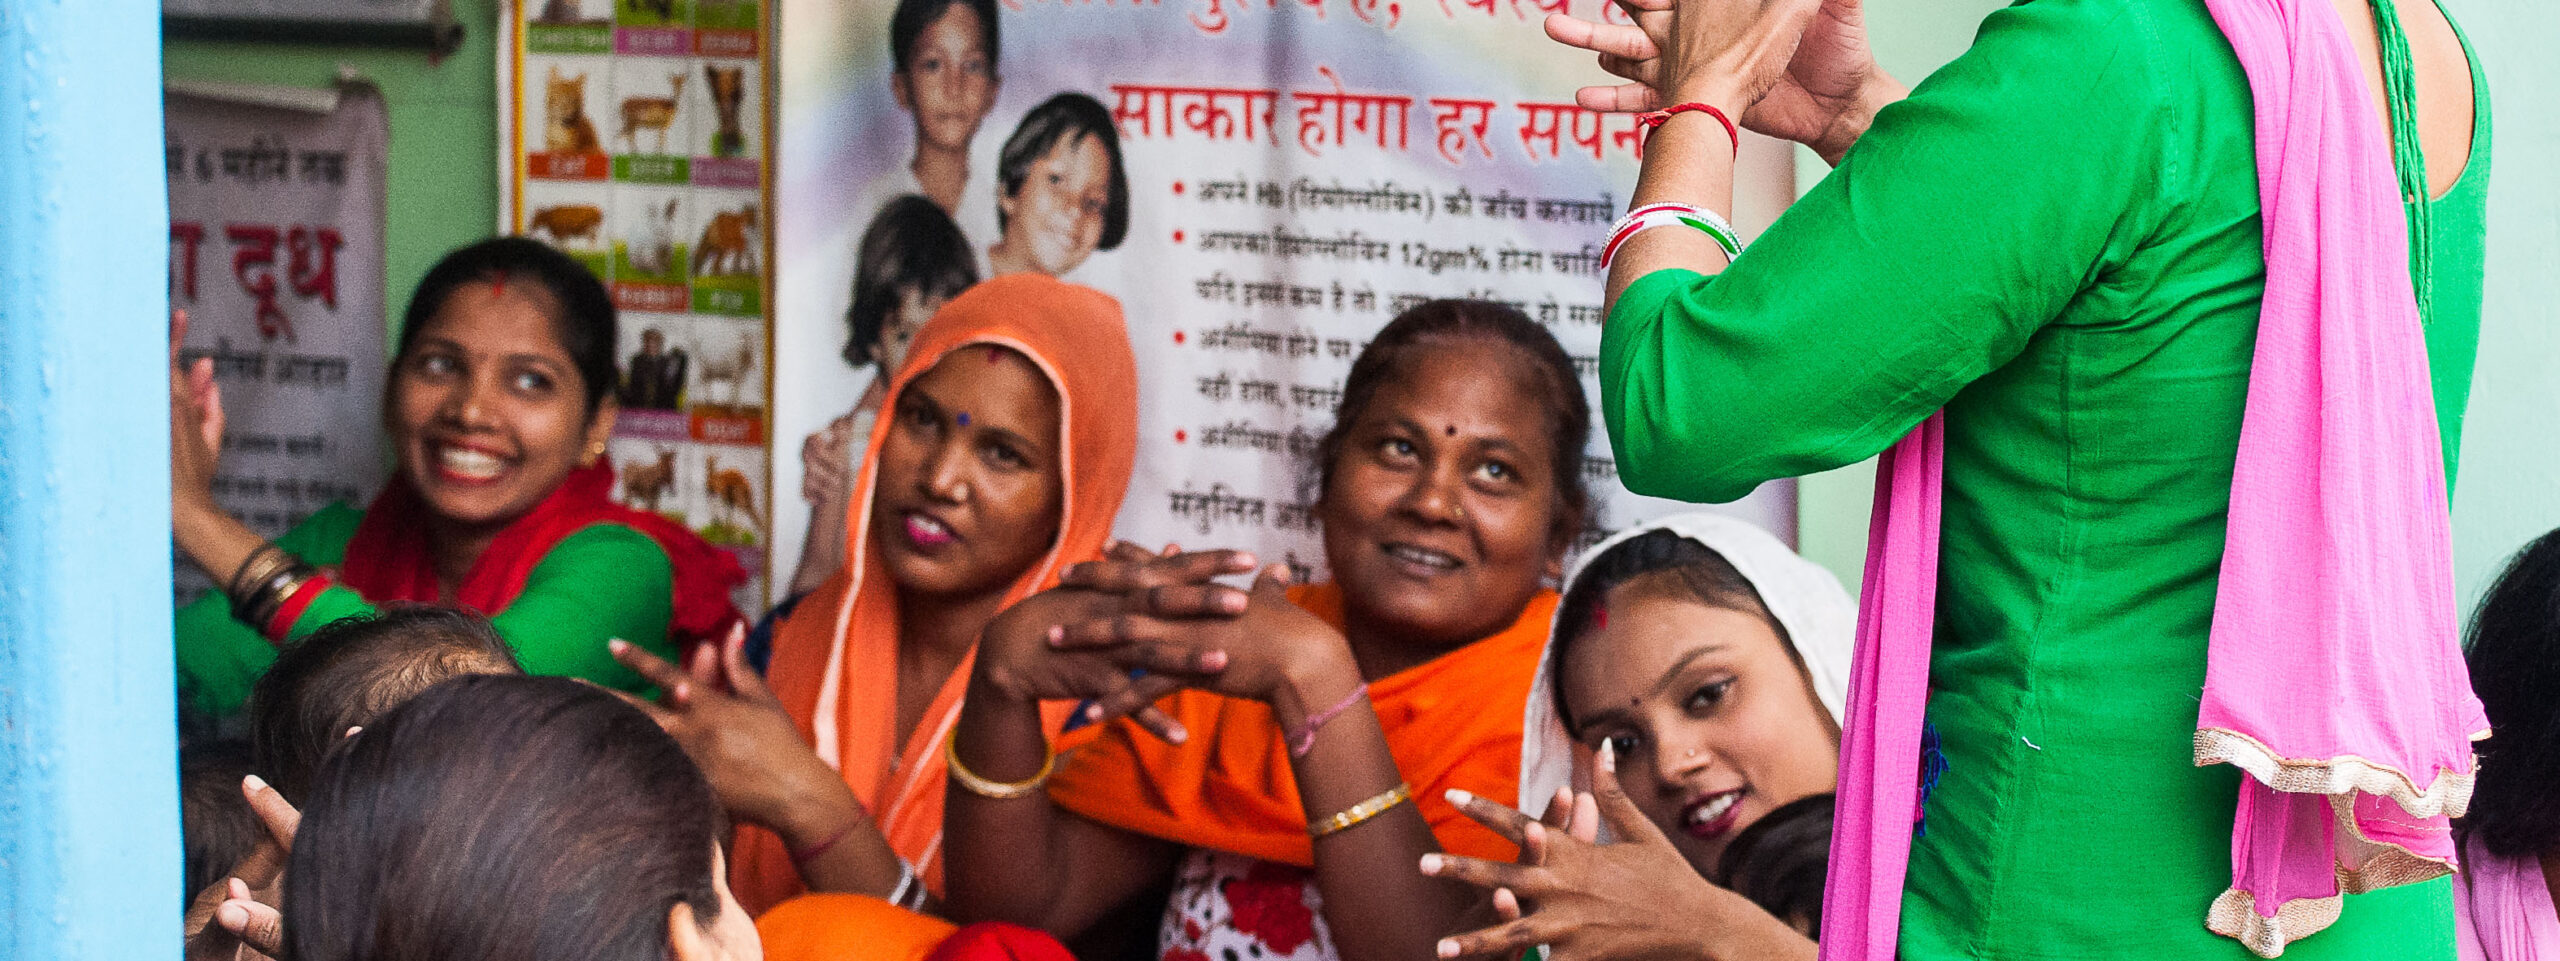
top-left (608, 638), bottom-right (693, 706)
top-left (1444, 788), bottom-right (1538, 846)
top-left (1418, 852), bottom-right (1543, 896)
top-left (1542, 11), bottom-right (1656, 60)
top-left (216, 879), bottom-right (285, 955)
top-left (1590, 741), bottom-right (1671, 846)
top-left (1433, 916), bottom-right (1553, 960)
top-left (1061, 549), bottom-right (1257, 594)
top-left (241, 774), bottom-right (300, 856)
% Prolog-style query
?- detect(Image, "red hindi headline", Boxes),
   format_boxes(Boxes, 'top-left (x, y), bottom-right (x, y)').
top-left (1111, 68), bottom-right (1649, 166)
top-left (1001, 0), bottom-right (1625, 37)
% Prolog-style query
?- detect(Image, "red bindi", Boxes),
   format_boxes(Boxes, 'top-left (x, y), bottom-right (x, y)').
top-left (488, 274), bottom-right (506, 298)
top-left (1595, 607), bottom-right (1608, 629)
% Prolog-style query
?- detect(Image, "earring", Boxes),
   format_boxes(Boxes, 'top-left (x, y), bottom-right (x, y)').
top-left (582, 441), bottom-right (605, 467)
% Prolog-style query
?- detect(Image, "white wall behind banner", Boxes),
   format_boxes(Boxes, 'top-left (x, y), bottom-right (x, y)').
top-left (772, 0), bottom-right (1799, 599)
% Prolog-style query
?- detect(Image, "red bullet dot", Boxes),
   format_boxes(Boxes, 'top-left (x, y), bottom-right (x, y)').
top-left (1174, 430), bottom-right (1189, 443)
top-left (1173, 330), bottom-right (1187, 345)
top-left (1173, 229), bottom-right (1186, 244)
top-left (1173, 181), bottom-right (1186, 195)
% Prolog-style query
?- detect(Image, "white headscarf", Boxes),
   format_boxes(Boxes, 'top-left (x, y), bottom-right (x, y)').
top-left (1519, 511), bottom-right (1855, 818)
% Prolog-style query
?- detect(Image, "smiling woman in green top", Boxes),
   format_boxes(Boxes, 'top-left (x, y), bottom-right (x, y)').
top-left (170, 237), bottom-right (745, 720)
top-left (1526, 0), bottom-right (2489, 957)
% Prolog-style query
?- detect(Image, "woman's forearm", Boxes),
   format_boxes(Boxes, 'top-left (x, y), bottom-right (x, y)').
top-left (1283, 662), bottom-right (1474, 961)
top-left (771, 773), bottom-right (908, 900)
top-left (174, 500), bottom-right (285, 641)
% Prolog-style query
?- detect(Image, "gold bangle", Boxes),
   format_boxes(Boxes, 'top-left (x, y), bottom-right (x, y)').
top-left (1308, 782), bottom-right (1411, 838)
top-left (944, 729), bottom-right (1055, 800)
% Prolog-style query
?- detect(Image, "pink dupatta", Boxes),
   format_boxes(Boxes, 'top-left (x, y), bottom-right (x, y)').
top-left (1816, 1), bottom-right (2486, 957)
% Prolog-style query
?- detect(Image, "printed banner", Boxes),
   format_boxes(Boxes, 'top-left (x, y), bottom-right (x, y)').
top-left (168, 84), bottom-right (391, 599)
top-left (501, 0), bottom-right (777, 608)
top-left (769, 0), bottom-right (1798, 599)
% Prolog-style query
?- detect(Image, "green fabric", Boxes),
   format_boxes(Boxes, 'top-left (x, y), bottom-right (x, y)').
top-left (174, 502), bottom-right (679, 719)
top-left (1599, 0), bottom-right (2489, 956)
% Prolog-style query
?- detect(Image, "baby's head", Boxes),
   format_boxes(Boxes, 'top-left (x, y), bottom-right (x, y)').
top-left (1713, 791), bottom-right (1833, 937)
top-left (248, 607), bottom-right (523, 803)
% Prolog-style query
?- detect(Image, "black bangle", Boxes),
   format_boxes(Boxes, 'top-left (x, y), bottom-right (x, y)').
top-left (226, 543), bottom-right (286, 600)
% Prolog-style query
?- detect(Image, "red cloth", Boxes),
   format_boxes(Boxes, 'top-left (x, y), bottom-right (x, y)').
top-left (339, 462), bottom-right (744, 646)
top-left (925, 923), bottom-right (1077, 961)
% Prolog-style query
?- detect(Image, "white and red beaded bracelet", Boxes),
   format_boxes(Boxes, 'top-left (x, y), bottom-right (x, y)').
top-left (1599, 201), bottom-right (1741, 270)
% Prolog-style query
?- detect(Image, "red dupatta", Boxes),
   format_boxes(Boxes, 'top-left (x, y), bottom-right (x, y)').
top-left (339, 461), bottom-right (746, 646)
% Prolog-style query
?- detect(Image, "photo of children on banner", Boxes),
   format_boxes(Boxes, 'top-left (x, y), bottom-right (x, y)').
top-left (790, 195), bottom-right (979, 597)
top-left (889, 0), bottom-right (999, 219)
top-left (985, 92), bottom-right (1126, 280)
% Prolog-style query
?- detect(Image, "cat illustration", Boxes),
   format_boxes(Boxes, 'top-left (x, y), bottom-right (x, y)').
top-left (705, 65), bottom-right (748, 158)
top-left (543, 69), bottom-right (601, 154)
top-left (619, 73), bottom-right (686, 155)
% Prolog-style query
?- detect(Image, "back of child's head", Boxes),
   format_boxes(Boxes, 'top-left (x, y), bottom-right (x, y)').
top-left (847, 194), bottom-right (978, 368)
top-left (1318, 298), bottom-right (1592, 537)
top-left (179, 737), bottom-right (263, 900)
top-left (1714, 792), bottom-right (1833, 938)
top-left (248, 606), bottom-right (523, 803)
top-left (2463, 527), bottom-right (2560, 860)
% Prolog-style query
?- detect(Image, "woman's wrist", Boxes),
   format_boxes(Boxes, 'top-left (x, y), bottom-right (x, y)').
top-left (772, 776), bottom-right (868, 851)
top-left (1272, 644), bottom-right (1364, 733)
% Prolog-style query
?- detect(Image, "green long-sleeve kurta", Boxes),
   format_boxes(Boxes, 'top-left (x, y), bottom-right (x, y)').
top-left (1600, 0), bottom-right (2490, 956)
top-left (174, 502), bottom-right (681, 718)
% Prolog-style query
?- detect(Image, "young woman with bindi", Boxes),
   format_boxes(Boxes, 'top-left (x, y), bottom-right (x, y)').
top-left (888, 0), bottom-right (1000, 218)
top-left (940, 300), bottom-right (1591, 961)
top-left (171, 237), bottom-right (743, 720)
top-left (1423, 513), bottom-right (1853, 961)
top-left (984, 92), bottom-right (1128, 279)
top-left (2452, 528), bottom-right (2560, 959)
top-left (609, 274), bottom-right (1144, 925)
top-left (282, 675), bottom-right (763, 961)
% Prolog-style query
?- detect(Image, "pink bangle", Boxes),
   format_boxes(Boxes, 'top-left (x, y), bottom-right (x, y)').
top-left (1287, 683), bottom-right (1370, 757)
top-left (789, 823), bottom-right (856, 867)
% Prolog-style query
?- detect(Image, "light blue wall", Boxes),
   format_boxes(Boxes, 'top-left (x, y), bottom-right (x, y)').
top-left (0, 1), bottom-right (183, 958)
top-left (1792, 0), bottom-right (2560, 616)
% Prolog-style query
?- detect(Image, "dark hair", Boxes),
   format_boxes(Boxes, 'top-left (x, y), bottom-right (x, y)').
top-left (247, 607), bottom-right (522, 804)
top-left (889, 0), bottom-right (1000, 75)
top-left (285, 675), bottom-right (725, 961)
top-left (403, 236), bottom-right (619, 413)
top-left (1548, 529), bottom-right (1780, 736)
top-left (1715, 792), bottom-right (1832, 938)
top-left (1317, 299), bottom-right (1591, 545)
top-left (847, 195), bottom-right (978, 368)
top-left (996, 93), bottom-right (1129, 251)
top-left (180, 738), bottom-right (263, 900)
top-left (2461, 528), bottom-right (2560, 859)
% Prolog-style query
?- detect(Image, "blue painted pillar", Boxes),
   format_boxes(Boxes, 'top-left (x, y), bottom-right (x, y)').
top-left (0, 0), bottom-right (182, 958)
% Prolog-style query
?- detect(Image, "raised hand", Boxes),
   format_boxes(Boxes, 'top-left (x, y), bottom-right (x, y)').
top-left (1544, 0), bottom-right (1899, 163)
top-left (1420, 744), bottom-right (1814, 961)
top-left (608, 626), bottom-right (849, 833)
top-left (183, 775), bottom-right (300, 961)
top-left (1048, 562), bottom-right (1354, 713)
top-left (169, 308), bottom-right (226, 516)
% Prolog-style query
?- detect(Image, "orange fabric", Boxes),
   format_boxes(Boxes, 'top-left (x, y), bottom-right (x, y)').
top-left (742, 275), bottom-right (1140, 915)
top-left (756, 894), bottom-right (955, 961)
top-left (1045, 583), bottom-right (1558, 867)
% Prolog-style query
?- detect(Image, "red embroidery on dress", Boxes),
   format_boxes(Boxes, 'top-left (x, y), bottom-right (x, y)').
top-left (1220, 862), bottom-right (1318, 955)
top-left (1165, 948), bottom-right (1212, 961)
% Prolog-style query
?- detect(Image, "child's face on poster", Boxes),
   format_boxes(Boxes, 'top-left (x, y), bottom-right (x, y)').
top-left (875, 288), bottom-right (944, 377)
top-left (894, 4), bottom-right (997, 154)
top-left (999, 132), bottom-right (1111, 277)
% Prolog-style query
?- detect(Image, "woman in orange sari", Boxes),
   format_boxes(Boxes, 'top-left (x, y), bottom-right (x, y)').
top-left (612, 273), bottom-right (1138, 924)
top-left (940, 300), bottom-right (1592, 961)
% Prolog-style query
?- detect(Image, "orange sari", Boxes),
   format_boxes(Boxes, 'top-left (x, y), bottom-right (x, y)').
top-left (740, 274), bottom-right (1139, 915)
top-left (1045, 583), bottom-right (1557, 866)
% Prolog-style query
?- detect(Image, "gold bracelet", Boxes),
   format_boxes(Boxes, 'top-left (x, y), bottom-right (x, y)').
top-left (944, 729), bottom-right (1056, 800)
top-left (1308, 782), bottom-right (1411, 838)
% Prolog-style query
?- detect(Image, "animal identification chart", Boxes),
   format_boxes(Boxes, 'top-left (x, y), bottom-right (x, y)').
top-left (501, 0), bottom-right (776, 607)
top-left (169, 83), bottom-right (391, 601)
top-left (771, 0), bottom-right (1801, 590)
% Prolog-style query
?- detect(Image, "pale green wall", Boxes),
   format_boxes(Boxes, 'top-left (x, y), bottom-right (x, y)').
top-left (162, 0), bottom-right (502, 322)
top-left (1791, 0), bottom-right (2560, 615)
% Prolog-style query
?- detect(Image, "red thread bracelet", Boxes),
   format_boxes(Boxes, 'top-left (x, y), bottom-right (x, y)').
top-left (790, 823), bottom-right (856, 866)
top-left (1640, 102), bottom-right (1740, 158)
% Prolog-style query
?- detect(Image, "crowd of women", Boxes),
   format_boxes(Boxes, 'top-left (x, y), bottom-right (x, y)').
top-left (166, 0), bottom-right (2545, 958)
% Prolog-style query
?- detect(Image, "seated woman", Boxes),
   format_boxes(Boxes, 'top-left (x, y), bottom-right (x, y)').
top-left (280, 674), bottom-right (762, 961)
top-left (613, 273), bottom-right (1140, 918)
top-left (2453, 528), bottom-right (2560, 959)
top-left (170, 237), bottom-right (744, 719)
top-left (1421, 512), bottom-right (1852, 961)
top-left (941, 299), bottom-right (1590, 961)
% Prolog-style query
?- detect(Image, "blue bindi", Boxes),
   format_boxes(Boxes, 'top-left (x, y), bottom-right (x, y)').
top-left (957, 412), bottom-right (972, 427)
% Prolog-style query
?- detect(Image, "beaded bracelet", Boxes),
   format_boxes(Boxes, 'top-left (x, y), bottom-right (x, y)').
top-left (944, 729), bottom-right (1056, 800)
top-left (1308, 782), bottom-right (1412, 838)
top-left (1599, 202), bottom-right (1741, 271)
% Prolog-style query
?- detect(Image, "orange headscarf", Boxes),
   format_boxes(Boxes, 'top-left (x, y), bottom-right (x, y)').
top-left (740, 275), bottom-right (1139, 914)
top-left (1044, 583), bottom-right (1557, 867)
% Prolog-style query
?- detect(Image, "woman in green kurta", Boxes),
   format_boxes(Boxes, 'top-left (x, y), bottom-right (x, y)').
top-left (171, 238), bottom-right (744, 719)
top-left (1541, 0), bottom-right (2488, 955)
